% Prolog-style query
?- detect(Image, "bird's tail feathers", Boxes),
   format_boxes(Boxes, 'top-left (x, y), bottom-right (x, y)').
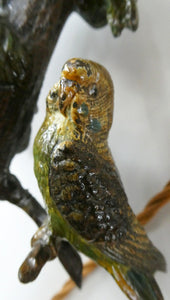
top-left (111, 264), bottom-right (164, 300)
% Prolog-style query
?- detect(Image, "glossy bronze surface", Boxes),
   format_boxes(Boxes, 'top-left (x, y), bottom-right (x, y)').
top-left (0, 0), bottom-right (139, 294)
top-left (0, 0), bottom-right (139, 228)
top-left (0, 0), bottom-right (74, 225)
top-left (32, 58), bottom-right (165, 299)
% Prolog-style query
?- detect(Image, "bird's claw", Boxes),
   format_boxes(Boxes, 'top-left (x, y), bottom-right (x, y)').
top-left (19, 222), bottom-right (83, 287)
top-left (19, 222), bottom-right (57, 283)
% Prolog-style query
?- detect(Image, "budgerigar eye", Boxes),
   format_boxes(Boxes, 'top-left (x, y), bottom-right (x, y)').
top-left (50, 90), bottom-right (58, 99)
top-left (60, 93), bottom-right (67, 101)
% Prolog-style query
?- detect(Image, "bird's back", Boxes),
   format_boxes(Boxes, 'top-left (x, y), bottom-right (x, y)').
top-left (49, 140), bottom-right (165, 274)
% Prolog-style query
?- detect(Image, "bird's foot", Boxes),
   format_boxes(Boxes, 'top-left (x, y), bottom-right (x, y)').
top-left (18, 221), bottom-right (57, 283)
top-left (19, 221), bottom-right (83, 287)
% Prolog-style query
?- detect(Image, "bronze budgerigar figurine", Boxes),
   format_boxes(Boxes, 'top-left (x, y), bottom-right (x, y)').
top-left (29, 58), bottom-right (165, 299)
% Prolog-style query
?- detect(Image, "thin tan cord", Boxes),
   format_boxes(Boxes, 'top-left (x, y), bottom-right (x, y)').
top-left (137, 181), bottom-right (170, 226)
top-left (52, 182), bottom-right (170, 300)
top-left (51, 261), bottom-right (97, 300)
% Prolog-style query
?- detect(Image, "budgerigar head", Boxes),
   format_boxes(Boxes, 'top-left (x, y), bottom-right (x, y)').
top-left (47, 58), bottom-right (114, 142)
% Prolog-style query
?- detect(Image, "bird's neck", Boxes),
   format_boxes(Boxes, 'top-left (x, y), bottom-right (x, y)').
top-left (41, 111), bottom-right (113, 164)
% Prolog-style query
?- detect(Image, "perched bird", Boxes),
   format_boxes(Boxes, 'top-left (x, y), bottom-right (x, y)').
top-left (33, 58), bottom-right (166, 299)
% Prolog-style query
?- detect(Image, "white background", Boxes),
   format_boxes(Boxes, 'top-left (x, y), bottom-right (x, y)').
top-left (0, 1), bottom-right (170, 299)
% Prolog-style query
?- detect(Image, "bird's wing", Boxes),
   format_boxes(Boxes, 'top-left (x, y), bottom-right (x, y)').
top-left (49, 141), bottom-right (165, 274)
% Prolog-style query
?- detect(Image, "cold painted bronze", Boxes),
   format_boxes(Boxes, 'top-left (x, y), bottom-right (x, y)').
top-left (30, 58), bottom-right (165, 299)
top-left (0, 0), bottom-right (138, 291)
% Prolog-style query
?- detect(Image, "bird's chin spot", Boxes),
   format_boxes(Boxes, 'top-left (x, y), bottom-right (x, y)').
top-left (88, 118), bottom-right (101, 133)
top-left (77, 103), bottom-right (89, 117)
